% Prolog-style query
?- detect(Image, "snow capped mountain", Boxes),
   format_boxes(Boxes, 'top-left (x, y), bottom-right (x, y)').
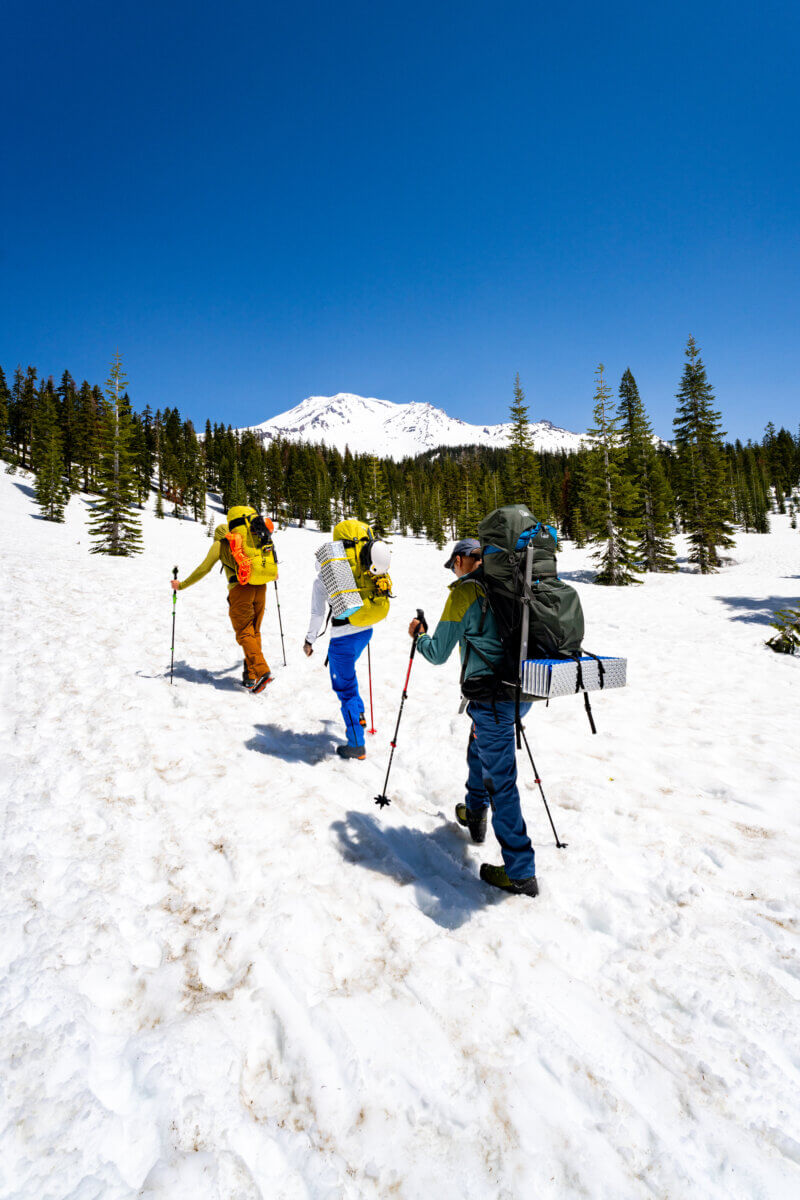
top-left (240, 393), bottom-right (585, 459)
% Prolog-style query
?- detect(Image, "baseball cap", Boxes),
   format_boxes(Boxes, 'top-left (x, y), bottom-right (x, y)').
top-left (444, 537), bottom-right (482, 571)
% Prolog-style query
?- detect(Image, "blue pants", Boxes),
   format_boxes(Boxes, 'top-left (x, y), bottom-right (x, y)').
top-left (465, 700), bottom-right (535, 880)
top-left (328, 628), bottom-right (373, 746)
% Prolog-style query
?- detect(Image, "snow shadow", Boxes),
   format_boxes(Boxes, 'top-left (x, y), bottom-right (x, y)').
top-left (331, 810), bottom-right (501, 929)
top-left (246, 722), bottom-right (339, 762)
top-left (169, 661), bottom-right (242, 691)
top-left (715, 595), bottom-right (796, 625)
top-left (12, 480), bottom-right (36, 501)
top-left (558, 568), bottom-right (595, 584)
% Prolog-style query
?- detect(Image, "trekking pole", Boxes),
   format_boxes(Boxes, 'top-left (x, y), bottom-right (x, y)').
top-left (366, 644), bottom-right (376, 734)
top-left (274, 580), bottom-right (287, 666)
top-left (374, 609), bottom-right (426, 808)
top-left (169, 566), bottom-right (178, 684)
top-left (518, 723), bottom-right (567, 849)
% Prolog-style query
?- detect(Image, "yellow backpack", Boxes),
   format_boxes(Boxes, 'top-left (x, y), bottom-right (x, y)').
top-left (333, 519), bottom-right (392, 627)
top-left (218, 506), bottom-right (278, 586)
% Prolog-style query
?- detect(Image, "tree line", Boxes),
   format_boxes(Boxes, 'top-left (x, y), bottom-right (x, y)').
top-left (1, 338), bottom-right (798, 579)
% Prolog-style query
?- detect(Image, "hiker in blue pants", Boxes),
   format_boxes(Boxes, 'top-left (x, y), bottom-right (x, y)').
top-left (327, 627), bottom-right (372, 752)
top-left (304, 567), bottom-right (375, 761)
top-left (408, 538), bottom-right (538, 897)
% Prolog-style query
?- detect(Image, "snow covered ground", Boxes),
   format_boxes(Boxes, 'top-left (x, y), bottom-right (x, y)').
top-left (1, 468), bottom-right (799, 1200)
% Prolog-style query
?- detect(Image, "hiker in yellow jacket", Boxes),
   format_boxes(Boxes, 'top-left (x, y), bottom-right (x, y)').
top-left (171, 506), bottom-right (278, 693)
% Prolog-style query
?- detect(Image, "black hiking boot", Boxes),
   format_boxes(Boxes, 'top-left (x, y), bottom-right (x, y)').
top-left (242, 662), bottom-right (255, 689)
top-left (479, 863), bottom-right (539, 897)
top-left (251, 672), bottom-right (274, 694)
top-left (455, 802), bottom-right (488, 844)
top-left (336, 743), bottom-right (366, 760)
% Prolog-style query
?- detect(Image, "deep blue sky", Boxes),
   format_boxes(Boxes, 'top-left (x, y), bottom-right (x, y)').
top-left (2, 0), bottom-right (798, 441)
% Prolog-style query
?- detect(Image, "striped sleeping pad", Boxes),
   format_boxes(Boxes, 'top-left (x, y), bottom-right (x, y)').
top-left (315, 541), bottom-right (363, 619)
top-left (521, 656), bottom-right (627, 699)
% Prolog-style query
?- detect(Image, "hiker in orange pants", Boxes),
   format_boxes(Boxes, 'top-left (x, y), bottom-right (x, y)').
top-left (227, 582), bottom-right (270, 681)
top-left (171, 505), bottom-right (277, 693)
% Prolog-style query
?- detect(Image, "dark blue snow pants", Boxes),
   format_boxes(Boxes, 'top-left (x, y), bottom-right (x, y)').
top-left (328, 628), bottom-right (372, 747)
top-left (465, 700), bottom-right (536, 880)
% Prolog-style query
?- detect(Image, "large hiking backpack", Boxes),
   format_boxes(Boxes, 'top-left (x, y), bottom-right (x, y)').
top-left (479, 504), bottom-right (584, 664)
top-left (330, 519), bottom-right (392, 628)
top-left (478, 504), bottom-right (621, 735)
top-left (217, 505), bottom-right (278, 586)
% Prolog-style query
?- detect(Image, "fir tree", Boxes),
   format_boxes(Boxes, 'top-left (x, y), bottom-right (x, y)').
top-left (425, 488), bottom-right (446, 549)
top-left (673, 337), bottom-right (735, 572)
top-left (456, 469), bottom-right (478, 537)
top-left (507, 373), bottom-right (544, 514)
top-left (583, 364), bottom-right (640, 585)
top-left (226, 462), bottom-right (247, 509)
top-left (617, 368), bottom-right (677, 571)
top-left (89, 352), bottom-right (143, 555)
top-left (0, 365), bottom-right (10, 459)
top-left (368, 455), bottom-right (393, 534)
top-left (32, 382), bottom-right (69, 521)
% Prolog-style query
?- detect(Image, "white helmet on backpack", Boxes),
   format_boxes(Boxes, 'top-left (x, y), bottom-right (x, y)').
top-left (366, 540), bottom-right (392, 576)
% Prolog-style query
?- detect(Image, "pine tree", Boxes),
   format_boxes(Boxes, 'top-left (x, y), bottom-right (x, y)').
top-left (617, 368), bottom-right (677, 571)
top-left (456, 469), bottom-right (478, 537)
top-left (673, 337), bottom-right (735, 572)
top-left (583, 364), bottom-right (640, 585)
top-left (368, 455), bottom-right (393, 534)
top-left (89, 352), bottom-right (143, 555)
top-left (0, 366), bottom-right (10, 460)
top-left (507, 373), bottom-right (544, 513)
top-left (226, 462), bottom-right (247, 509)
top-left (425, 488), bottom-right (446, 548)
top-left (32, 382), bottom-right (69, 521)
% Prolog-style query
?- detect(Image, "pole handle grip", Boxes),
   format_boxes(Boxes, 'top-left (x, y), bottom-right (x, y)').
top-left (172, 566), bottom-right (179, 580)
top-left (415, 608), bottom-right (428, 634)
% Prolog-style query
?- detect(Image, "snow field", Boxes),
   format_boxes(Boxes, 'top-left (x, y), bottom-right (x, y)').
top-left (1, 469), bottom-right (799, 1199)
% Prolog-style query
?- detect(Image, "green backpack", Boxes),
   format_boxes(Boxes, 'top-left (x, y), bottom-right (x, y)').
top-left (479, 503), bottom-right (584, 663)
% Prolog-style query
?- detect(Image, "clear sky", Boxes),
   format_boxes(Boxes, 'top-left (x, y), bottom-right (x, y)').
top-left (2, 0), bottom-right (798, 441)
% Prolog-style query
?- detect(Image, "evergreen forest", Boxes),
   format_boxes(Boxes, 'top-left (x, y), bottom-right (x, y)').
top-left (1, 340), bottom-right (798, 581)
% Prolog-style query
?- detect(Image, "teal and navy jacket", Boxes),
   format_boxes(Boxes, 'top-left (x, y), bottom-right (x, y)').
top-left (416, 568), bottom-right (504, 682)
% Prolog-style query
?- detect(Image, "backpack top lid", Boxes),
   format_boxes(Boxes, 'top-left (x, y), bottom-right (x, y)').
top-left (478, 504), bottom-right (558, 579)
top-left (227, 505), bottom-right (274, 548)
top-left (227, 504), bottom-right (256, 528)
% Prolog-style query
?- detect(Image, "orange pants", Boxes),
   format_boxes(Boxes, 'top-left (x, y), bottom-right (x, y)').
top-left (227, 584), bottom-right (270, 680)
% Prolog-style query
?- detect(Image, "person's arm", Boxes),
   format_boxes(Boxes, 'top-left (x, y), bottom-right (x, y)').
top-left (415, 586), bottom-right (473, 666)
top-left (177, 540), bottom-right (221, 590)
top-left (305, 572), bottom-right (330, 645)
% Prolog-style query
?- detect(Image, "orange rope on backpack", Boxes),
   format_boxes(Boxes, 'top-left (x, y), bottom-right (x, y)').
top-left (225, 532), bottom-right (252, 585)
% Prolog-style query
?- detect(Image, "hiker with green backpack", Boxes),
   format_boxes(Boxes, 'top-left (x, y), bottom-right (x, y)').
top-left (409, 534), bottom-right (539, 897)
top-left (410, 505), bottom-right (591, 896)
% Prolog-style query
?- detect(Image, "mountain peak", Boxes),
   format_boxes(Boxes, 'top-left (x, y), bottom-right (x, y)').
top-left (241, 394), bottom-right (583, 459)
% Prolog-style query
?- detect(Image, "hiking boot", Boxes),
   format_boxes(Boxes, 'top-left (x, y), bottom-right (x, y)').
top-left (251, 672), bottom-right (274, 694)
top-left (479, 863), bottom-right (539, 897)
top-left (242, 662), bottom-right (254, 688)
top-left (336, 743), bottom-right (366, 760)
top-left (455, 802), bottom-right (488, 844)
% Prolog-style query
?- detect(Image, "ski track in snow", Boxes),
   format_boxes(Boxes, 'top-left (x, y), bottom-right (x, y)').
top-left (1, 470), bottom-right (799, 1199)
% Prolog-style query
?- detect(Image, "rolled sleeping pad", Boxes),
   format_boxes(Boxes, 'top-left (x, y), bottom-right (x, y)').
top-left (315, 541), bottom-right (363, 619)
